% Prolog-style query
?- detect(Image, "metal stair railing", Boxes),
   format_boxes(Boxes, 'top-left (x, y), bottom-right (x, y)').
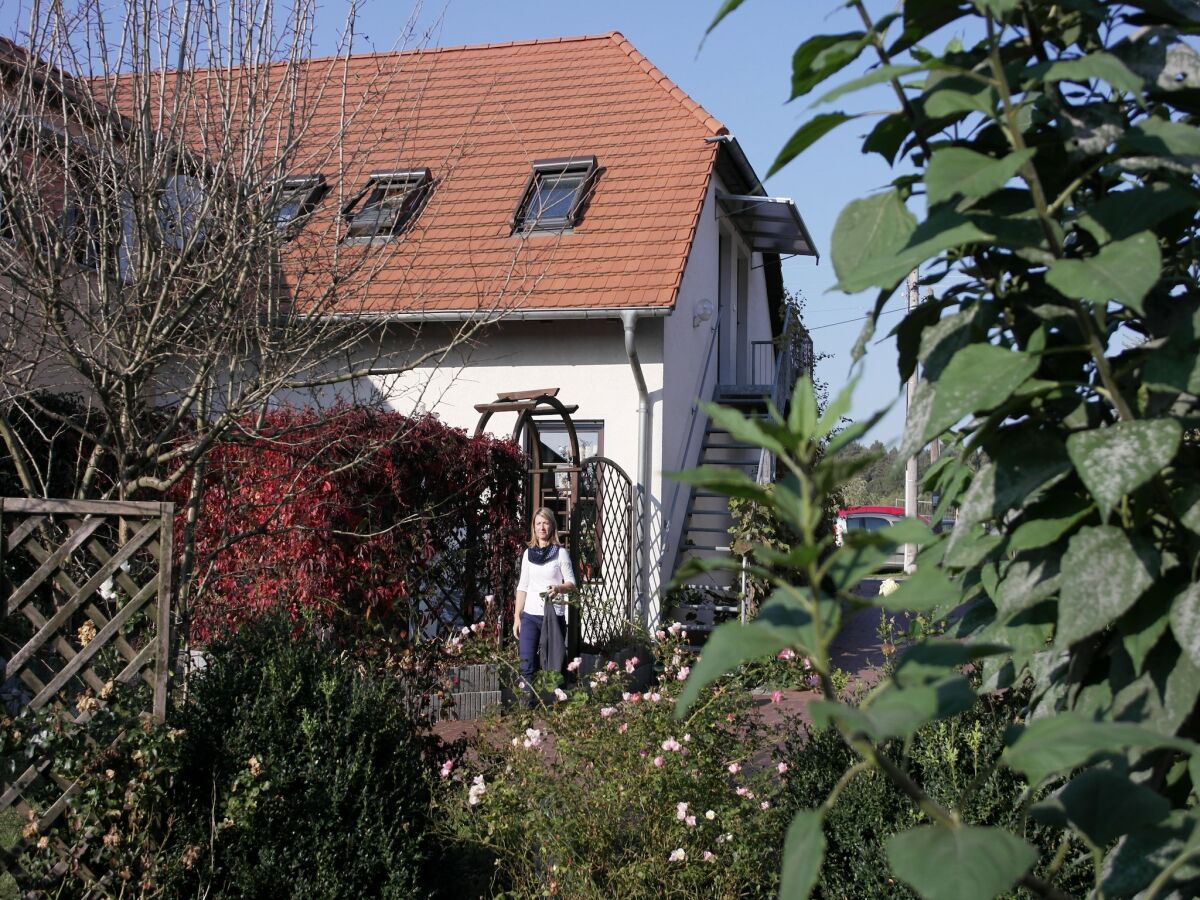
top-left (663, 321), bottom-right (721, 554)
top-left (755, 306), bottom-right (813, 485)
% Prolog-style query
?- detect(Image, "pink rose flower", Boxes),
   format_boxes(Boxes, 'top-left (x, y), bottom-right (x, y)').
top-left (727, 762), bottom-right (741, 774)
top-left (676, 666), bottom-right (691, 681)
top-left (653, 756), bottom-right (665, 768)
top-left (777, 762), bottom-right (789, 774)
top-left (777, 648), bottom-right (796, 661)
top-left (771, 690), bottom-right (783, 704)
top-left (600, 707), bottom-right (617, 718)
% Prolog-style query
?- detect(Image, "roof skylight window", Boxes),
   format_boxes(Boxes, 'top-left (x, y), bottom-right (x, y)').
top-left (274, 174), bottom-right (326, 232)
top-left (344, 168), bottom-right (431, 239)
top-left (511, 156), bottom-right (597, 233)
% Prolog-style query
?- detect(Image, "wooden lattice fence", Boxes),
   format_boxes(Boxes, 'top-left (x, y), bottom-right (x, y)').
top-left (0, 497), bottom-right (174, 890)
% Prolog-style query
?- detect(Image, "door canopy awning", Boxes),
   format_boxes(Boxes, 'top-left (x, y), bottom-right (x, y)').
top-left (717, 191), bottom-right (819, 260)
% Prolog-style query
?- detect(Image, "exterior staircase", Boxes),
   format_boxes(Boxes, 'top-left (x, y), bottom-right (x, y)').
top-left (663, 305), bottom-right (813, 649)
top-left (667, 390), bottom-right (769, 647)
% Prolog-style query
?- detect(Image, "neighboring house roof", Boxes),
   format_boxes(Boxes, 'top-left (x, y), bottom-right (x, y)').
top-left (279, 32), bottom-right (729, 317)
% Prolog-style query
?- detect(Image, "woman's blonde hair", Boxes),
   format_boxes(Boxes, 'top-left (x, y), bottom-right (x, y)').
top-left (527, 507), bottom-right (562, 548)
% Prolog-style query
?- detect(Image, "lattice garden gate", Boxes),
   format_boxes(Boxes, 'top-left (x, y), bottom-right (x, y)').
top-left (568, 457), bottom-right (635, 653)
top-left (0, 497), bottom-right (174, 890)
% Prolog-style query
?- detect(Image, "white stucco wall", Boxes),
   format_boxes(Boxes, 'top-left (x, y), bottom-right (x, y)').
top-left (658, 175), bottom-right (777, 586)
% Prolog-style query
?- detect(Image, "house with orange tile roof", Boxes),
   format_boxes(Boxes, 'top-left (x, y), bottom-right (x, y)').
top-left (2, 31), bottom-right (816, 632)
top-left (258, 33), bottom-right (818, 628)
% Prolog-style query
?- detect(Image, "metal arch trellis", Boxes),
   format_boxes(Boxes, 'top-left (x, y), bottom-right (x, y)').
top-left (568, 456), bottom-right (635, 652)
top-left (0, 497), bottom-right (175, 890)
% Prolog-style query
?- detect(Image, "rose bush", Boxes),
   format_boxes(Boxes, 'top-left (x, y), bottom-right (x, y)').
top-left (431, 629), bottom-right (791, 899)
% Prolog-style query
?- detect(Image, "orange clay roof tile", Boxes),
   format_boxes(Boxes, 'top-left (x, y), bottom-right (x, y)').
top-left (113, 33), bottom-right (725, 315)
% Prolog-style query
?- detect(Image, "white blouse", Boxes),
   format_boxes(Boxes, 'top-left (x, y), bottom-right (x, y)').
top-left (517, 547), bottom-right (576, 617)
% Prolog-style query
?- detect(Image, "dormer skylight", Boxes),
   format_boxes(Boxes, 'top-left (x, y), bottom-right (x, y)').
top-left (511, 156), bottom-right (597, 233)
top-left (343, 168), bottom-right (431, 239)
top-left (274, 174), bottom-right (326, 232)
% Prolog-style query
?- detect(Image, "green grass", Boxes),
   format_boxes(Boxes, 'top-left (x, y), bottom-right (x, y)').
top-left (0, 807), bottom-right (22, 899)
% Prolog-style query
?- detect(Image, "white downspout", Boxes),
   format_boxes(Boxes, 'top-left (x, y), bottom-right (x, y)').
top-left (621, 310), bottom-right (652, 625)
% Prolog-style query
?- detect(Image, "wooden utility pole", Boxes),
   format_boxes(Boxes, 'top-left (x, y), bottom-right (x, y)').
top-left (904, 270), bottom-right (919, 572)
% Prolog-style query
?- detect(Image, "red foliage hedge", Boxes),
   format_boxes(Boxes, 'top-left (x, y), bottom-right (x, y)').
top-left (175, 407), bottom-right (526, 643)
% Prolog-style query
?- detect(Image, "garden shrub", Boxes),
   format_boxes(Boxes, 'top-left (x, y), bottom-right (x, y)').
top-left (432, 628), bottom-right (789, 899)
top-left (168, 615), bottom-right (435, 899)
top-left (176, 406), bottom-right (525, 642)
top-left (781, 690), bottom-right (1090, 899)
top-left (0, 687), bottom-right (185, 898)
top-left (677, 1), bottom-right (1200, 896)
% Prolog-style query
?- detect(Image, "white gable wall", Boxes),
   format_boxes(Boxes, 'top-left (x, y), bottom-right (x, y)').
top-left (659, 174), bottom-right (777, 594)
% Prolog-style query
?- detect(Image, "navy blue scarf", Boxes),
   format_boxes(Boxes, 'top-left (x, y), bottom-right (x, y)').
top-left (527, 544), bottom-right (558, 565)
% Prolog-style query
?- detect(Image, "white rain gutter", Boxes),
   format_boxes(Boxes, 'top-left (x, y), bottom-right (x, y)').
top-left (621, 309), bottom-right (653, 625)
top-left (313, 306), bottom-right (673, 323)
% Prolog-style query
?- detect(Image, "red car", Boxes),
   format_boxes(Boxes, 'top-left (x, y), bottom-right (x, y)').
top-left (834, 506), bottom-right (954, 570)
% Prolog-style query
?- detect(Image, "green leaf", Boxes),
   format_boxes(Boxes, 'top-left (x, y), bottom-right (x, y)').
top-left (789, 32), bottom-right (868, 101)
top-left (707, 402), bottom-right (789, 458)
top-left (1034, 52), bottom-right (1146, 94)
top-left (944, 529), bottom-right (1002, 570)
top-left (1030, 769), bottom-right (1169, 847)
top-left (815, 375), bottom-right (857, 439)
top-left (995, 551), bottom-right (1062, 618)
top-left (874, 563), bottom-right (961, 612)
top-left (1008, 508), bottom-right (1090, 552)
top-left (668, 465), bottom-right (772, 504)
top-left (1003, 712), bottom-right (1196, 786)
top-left (814, 63), bottom-right (926, 106)
top-left (864, 112), bottom-right (911, 165)
top-left (1066, 419), bottom-right (1181, 520)
top-left (705, 0), bottom-right (747, 35)
top-left (1100, 810), bottom-right (1200, 897)
top-left (953, 433), bottom-right (1072, 534)
top-left (886, 826), bottom-right (1037, 900)
top-left (676, 591), bottom-right (838, 715)
top-left (780, 809), bottom-right (825, 899)
top-left (787, 375), bottom-right (818, 439)
top-left (814, 676), bottom-right (975, 740)
top-left (925, 147), bottom-right (1036, 204)
top-left (829, 190), bottom-right (917, 293)
top-left (924, 75), bottom-right (999, 118)
top-left (675, 622), bottom-right (790, 715)
top-left (768, 113), bottom-right (859, 177)
top-left (1170, 582), bottom-right (1200, 668)
top-left (1075, 184), bottom-right (1197, 243)
top-left (892, 641), bottom-right (1011, 687)
top-left (1121, 117), bottom-right (1200, 159)
top-left (971, 0), bottom-right (1020, 16)
top-left (1046, 231), bottom-right (1163, 312)
top-left (1119, 584), bottom-right (1174, 673)
top-left (1057, 526), bottom-right (1157, 647)
top-left (898, 345), bottom-right (1038, 460)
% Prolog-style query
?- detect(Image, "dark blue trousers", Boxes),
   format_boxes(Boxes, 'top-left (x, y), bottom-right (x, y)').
top-left (518, 611), bottom-right (565, 697)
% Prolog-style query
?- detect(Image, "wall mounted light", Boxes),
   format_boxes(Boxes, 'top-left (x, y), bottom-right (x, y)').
top-left (693, 298), bottom-right (714, 328)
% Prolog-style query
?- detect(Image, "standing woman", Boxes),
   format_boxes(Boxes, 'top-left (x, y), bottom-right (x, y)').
top-left (513, 507), bottom-right (576, 704)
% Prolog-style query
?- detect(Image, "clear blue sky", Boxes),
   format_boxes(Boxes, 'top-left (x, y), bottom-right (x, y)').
top-left (332, 0), bottom-right (912, 441)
